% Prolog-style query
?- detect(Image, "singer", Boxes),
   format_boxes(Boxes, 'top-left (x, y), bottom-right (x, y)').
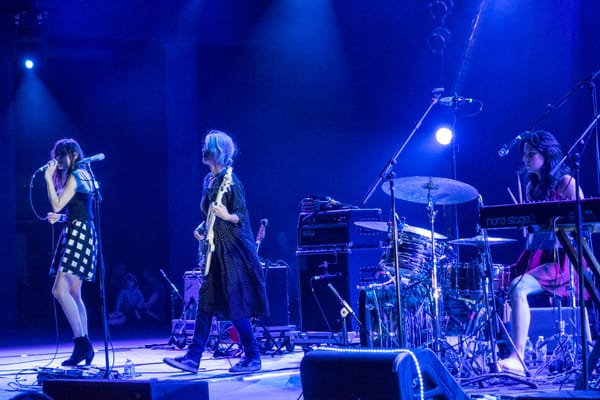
top-left (498, 130), bottom-right (586, 375)
top-left (43, 138), bottom-right (98, 366)
top-left (164, 130), bottom-right (269, 374)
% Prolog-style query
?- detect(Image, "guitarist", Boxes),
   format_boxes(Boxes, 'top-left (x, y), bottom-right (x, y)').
top-left (164, 130), bottom-right (269, 374)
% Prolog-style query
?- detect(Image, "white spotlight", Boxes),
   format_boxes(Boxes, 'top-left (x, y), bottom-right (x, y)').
top-left (435, 127), bottom-right (453, 145)
top-left (24, 58), bottom-right (35, 70)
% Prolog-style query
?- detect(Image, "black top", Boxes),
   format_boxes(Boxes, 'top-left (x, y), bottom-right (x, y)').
top-left (65, 168), bottom-right (94, 222)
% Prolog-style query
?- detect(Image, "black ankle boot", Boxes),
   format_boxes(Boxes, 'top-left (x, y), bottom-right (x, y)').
top-left (62, 335), bottom-right (94, 366)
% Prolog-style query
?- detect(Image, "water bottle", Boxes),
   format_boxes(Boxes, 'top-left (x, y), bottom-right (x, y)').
top-left (124, 359), bottom-right (135, 379)
top-left (524, 337), bottom-right (534, 366)
top-left (535, 336), bottom-right (547, 364)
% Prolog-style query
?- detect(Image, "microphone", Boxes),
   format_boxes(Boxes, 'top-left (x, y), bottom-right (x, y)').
top-left (438, 95), bottom-right (475, 107)
top-left (76, 153), bottom-right (105, 165)
top-left (498, 132), bottom-right (529, 157)
top-left (312, 272), bottom-right (342, 281)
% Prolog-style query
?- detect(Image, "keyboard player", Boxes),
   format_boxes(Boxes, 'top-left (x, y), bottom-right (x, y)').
top-left (498, 130), bottom-right (585, 375)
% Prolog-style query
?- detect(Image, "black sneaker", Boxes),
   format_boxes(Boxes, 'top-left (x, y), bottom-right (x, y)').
top-left (163, 355), bottom-right (199, 373)
top-left (229, 356), bottom-right (261, 373)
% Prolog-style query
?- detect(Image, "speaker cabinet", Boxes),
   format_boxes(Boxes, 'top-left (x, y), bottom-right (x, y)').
top-left (300, 348), bottom-right (468, 400)
top-left (264, 263), bottom-right (290, 326)
top-left (297, 248), bottom-right (382, 332)
top-left (43, 379), bottom-right (209, 400)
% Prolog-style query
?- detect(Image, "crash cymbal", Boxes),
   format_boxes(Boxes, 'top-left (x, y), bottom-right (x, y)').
top-left (354, 221), bottom-right (447, 239)
top-left (448, 235), bottom-right (516, 246)
top-left (403, 224), bottom-right (447, 240)
top-left (381, 176), bottom-right (478, 205)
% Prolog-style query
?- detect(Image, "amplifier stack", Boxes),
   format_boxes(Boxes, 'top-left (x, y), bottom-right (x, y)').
top-left (297, 207), bottom-right (385, 334)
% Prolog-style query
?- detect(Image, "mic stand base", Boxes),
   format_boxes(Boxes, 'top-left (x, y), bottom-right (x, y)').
top-left (460, 372), bottom-right (537, 389)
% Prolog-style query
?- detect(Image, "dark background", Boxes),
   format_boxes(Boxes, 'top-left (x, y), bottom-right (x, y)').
top-left (1, 1), bottom-right (599, 334)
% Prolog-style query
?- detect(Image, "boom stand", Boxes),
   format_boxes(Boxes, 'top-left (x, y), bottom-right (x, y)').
top-left (551, 112), bottom-right (600, 389)
top-left (327, 283), bottom-right (364, 346)
top-left (86, 165), bottom-right (114, 379)
top-left (361, 90), bottom-right (443, 347)
top-left (159, 269), bottom-right (186, 347)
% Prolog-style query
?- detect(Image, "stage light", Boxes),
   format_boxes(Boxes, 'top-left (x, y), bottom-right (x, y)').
top-left (435, 126), bottom-right (453, 145)
top-left (24, 58), bottom-right (35, 70)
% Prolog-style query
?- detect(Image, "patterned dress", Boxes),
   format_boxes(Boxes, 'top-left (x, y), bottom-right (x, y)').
top-left (197, 169), bottom-right (269, 321)
top-left (49, 168), bottom-right (98, 282)
top-left (511, 192), bottom-right (587, 298)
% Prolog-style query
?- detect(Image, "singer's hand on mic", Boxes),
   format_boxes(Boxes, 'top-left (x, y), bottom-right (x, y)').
top-left (44, 159), bottom-right (57, 180)
top-left (47, 212), bottom-right (65, 224)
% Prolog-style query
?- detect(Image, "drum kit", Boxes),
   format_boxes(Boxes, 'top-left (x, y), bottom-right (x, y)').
top-left (356, 176), bottom-right (516, 362)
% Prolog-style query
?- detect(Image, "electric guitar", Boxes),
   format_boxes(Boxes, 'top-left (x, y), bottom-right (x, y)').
top-left (202, 166), bottom-right (234, 277)
top-left (255, 218), bottom-right (268, 253)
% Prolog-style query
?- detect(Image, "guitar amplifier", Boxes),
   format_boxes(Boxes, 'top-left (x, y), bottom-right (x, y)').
top-left (183, 270), bottom-right (203, 320)
top-left (297, 208), bottom-right (386, 249)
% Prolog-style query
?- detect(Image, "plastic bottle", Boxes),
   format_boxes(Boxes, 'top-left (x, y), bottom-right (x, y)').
top-left (524, 337), bottom-right (534, 366)
top-left (124, 359), bottom-right (135, 379)
top-left (535, 335), bottom-right (547, 364)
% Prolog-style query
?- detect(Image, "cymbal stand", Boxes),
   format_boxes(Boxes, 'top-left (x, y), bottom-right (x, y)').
top-left (426, 194), bottom-right (442, 354)
top-left (460, 231), bottom-right (536, 388)
top-left (387, 175), bottom-right (405, 347)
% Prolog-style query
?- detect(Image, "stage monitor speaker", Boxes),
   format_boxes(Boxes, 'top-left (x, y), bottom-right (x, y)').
top-left (43, 379), bottom-right (209, 400)
top-left (500, 391), bottom-right (600, 400)
top-left (300, 348), bottom-right (468, 400)
top-left (297, 248), bottom-right (381, 332)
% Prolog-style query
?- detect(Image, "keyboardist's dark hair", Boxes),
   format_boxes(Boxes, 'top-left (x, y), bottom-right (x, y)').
top-left (519, 130), bottom-right (571, 201)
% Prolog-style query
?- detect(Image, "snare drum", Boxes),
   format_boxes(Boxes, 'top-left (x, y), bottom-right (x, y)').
top-left (446, 262), bottom-right (483, 293)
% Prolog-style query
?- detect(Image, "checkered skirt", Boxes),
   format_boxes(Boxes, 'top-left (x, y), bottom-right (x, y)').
top-left (49, 219), bottom-right (98, 282)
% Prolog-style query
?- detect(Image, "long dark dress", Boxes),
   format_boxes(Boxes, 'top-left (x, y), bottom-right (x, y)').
top-left (198, 169), bottom-right (269, 322)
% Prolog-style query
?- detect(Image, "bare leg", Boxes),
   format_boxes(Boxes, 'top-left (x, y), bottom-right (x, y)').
top-left (52, 272), bottom-right (86, 337)
top-left (499, 273), bottom-right (544, 372)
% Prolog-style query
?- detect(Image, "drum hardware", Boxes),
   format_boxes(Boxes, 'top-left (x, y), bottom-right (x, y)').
top-left (451, 231), bottom-right (535, 388)
top-left (448, 235), bottom-right (517, 247)
top-left (381, 176), bottom-right (478, 355)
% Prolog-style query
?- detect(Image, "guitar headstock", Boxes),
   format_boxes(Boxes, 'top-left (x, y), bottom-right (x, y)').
top-left (220, 166), bottom-right (234, 193)
top-left (256, 218), bottom-right (269, 244)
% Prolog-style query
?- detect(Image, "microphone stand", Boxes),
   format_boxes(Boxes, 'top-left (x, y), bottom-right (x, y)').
top-left (361, 89), bottom-right (443, 347)
top-left (327, 283), bottom-right (365, 346)
top-left (87, 165), bottom-right (112, 379)
top-left (551, 113), bottom-right (600, 390)
top-left (159, 269), bottom-right (186, 347)
top-left (528, 68), bottom-right (600, 131)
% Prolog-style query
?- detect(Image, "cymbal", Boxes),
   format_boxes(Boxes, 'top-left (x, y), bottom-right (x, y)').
top-left (354, 221), bottom-right (447, 240)
top-left (403, 224), bottom-right (447, 240)
top-left (381, 176), bottom-right (478, 205)
top-left (448, 235), bottom-right (516, 247)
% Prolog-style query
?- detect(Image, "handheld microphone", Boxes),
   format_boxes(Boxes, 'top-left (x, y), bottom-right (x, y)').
top-left (498, 132), bottom-right (529, 157)
top-left (312, 272), bottom-right (342, 281)
top-left (77, 153), bottom-right (105, 165)
top-left (438, 95), bottom-right (475, 107)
